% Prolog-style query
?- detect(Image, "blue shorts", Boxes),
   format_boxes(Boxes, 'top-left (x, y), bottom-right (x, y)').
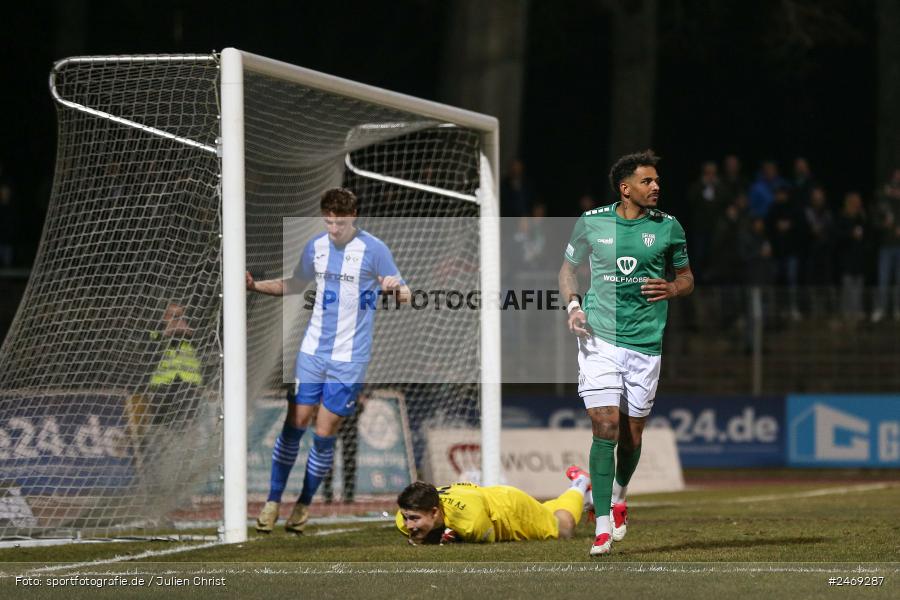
top-left (293, 353), bottom-right (367, 418)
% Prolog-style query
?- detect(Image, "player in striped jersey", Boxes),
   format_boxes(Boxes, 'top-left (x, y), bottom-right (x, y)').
top-left (247, 187), bottom-right (410, 533)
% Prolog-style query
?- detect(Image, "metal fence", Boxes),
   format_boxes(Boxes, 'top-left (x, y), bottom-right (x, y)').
top-left (3, 272), bottom-right (898, 396)
top-left (505, 271), bottom-right (900, 395)
top-left (662, 284), bottom-right (900, 394)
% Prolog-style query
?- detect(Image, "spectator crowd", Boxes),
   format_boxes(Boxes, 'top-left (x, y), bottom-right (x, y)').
top-left (501, 156), bottom-right (900, 324)
top-left (2, 154), bottom-right (899, 324)
top-left (685, 156), bottom-right (900, 323)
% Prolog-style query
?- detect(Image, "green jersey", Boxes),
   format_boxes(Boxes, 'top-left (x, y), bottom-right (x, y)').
top-left (564, 202), bottom-right (689, 355)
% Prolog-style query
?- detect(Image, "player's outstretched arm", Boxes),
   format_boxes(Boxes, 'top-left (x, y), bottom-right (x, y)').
top-left (559, 261), bottom-right (589, 337)
top-left (246, 271), bottom-right (307, 296)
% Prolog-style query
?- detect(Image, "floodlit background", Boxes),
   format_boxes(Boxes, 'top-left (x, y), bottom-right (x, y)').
top-left (0, 2), bottom-right (897, 581)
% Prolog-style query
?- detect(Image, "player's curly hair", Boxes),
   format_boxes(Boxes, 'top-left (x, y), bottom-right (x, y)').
top-left (609, 150), bottom-right (661, 195)
top-left (397, 481), bottom-right (440, 511)
top-left (320, 187), bottom-right (358, 215)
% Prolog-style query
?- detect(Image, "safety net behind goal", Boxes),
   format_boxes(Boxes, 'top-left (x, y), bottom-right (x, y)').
top-left (0, 53), bottom-right (490, 538)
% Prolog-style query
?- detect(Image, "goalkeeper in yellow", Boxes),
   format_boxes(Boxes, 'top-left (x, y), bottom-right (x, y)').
top-left (395, 466), bottom-right (591, 545)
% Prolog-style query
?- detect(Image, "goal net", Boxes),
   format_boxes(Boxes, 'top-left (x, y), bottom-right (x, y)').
top-left (0, 50), bottom-right (499, 541)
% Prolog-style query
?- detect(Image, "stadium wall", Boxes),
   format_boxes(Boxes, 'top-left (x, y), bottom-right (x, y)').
top-left (503, 394), bottom-right (900, 469)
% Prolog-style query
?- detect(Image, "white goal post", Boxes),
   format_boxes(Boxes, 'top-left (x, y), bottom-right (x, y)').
top-left (0, 48), bottom-right (500, 544)
top-left (219, 49), bottom-right (501, 543)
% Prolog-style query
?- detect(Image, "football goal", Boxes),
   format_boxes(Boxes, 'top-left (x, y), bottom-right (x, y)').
top-left (0, 49), bottom-right (499, 544)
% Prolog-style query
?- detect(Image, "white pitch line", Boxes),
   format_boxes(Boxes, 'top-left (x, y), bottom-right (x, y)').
top-left (632, 482), bottom-right (896, 508)
top-left (311, 526), bottom-right (388, 536)
top-left (11, 485), bottom-right (896, 576)
top-left (261, 563), bottom-right (898, 576)
top-left (28, 539), bottom-right (227, 574)
top-left (21, 525), bottom-right (378, 576)
top-left (729, 482), bottom-right (895, 503)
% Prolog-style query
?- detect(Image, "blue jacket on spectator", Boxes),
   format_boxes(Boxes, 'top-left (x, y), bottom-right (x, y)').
top-left (749, 174), bottom-right (787, 219)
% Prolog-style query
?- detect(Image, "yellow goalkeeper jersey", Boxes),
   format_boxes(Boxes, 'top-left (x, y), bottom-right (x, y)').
top-left (395, 482), bottom-right (560, 543)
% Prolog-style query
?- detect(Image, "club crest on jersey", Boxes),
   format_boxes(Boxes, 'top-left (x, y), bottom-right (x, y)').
top-left (642, 232), bottom-right (656, 247)
top-left (617, 256), bottom-right (638, 275)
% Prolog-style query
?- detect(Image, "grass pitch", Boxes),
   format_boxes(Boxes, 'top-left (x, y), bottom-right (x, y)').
top-left (0, 479), bottom-right (898, 599)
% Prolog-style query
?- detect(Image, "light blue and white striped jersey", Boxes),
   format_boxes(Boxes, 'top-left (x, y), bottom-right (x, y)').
top-left (294, 229), bottom-right (402, 363)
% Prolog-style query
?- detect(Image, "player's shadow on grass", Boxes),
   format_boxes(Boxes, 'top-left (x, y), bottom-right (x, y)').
top-left (633, 536), bottom-right (827, 554)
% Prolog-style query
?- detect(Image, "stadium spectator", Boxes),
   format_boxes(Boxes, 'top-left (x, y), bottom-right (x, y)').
top-left (500, 158), bottom-right (535, 218)
top-left (740, 217), bottom-right (776, 286)
top-left (765, 185), bottom-right (806, 320)
top-left (871, 168), bottom-right (900, 322)
top-left (720, 154), bottom-right (749, 204)
top-left (739, 215), bottom-right (776, 351)
top-left (0, 184), bottom-right (15, 268)
top-left (559, 150), bottom-right (693, 556)
top-left (125, 300), bottom-right (205, 470)
top-left (790, 156), bottom-right (818, 206)
top-left (804, 186), bottom-right (836, 315)
top-left (395, 469), bottom-right (590, 544)
top-left (500, 159), bottom-right (535, 285)
top-left (578, 193), bottom-right (598, 213)
top-left (708, 195), bottom-right (748, 285)
top-left (246, 187), bottom-right (410, 535)
top-left (748, 160), bottom-right (787, 219)
top-left (148, 301), bottom-right (203, 424)
top-left (687, 161), bottom-right (726, 282)
top-left (708, 196), bottom-right (748, 331)
top-left (836, 192), bottom-right (868, 322)
top-left (514, 201), bottom-right (549, 270)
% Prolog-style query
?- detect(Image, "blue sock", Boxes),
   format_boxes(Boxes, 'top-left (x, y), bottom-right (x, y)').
top-left (267, 423), bottom-right (305, 503)
top-left (298, 433), bottom-right (336, 505)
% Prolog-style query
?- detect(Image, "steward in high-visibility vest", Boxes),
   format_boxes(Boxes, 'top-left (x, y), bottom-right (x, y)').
top-left (144, 303), bottom-right (204, 427)
top-left (149, 332), bottom-right (203, 387)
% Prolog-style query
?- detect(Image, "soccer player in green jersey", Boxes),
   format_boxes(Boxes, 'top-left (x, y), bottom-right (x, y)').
top-left (558, 150), bottom-right (694, 556)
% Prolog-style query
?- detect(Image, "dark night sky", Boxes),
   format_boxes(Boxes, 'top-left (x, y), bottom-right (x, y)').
top-left (0, 0), bottom-right (881, 263)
